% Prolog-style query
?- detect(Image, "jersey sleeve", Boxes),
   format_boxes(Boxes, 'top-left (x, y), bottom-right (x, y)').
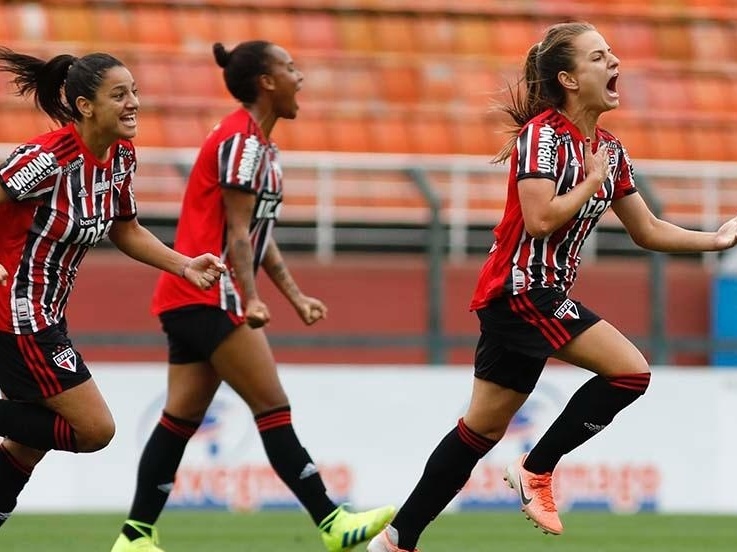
top-left (114, 144), bottom-right (138, 220)
top-left (516, 122), bottom-right (559, 182)
top-left (0, 144), bottom-right (60, 201)
top-left (217, 128), bottom-right (265, 192)
top-left (612, 143), bottom-right (638, 200)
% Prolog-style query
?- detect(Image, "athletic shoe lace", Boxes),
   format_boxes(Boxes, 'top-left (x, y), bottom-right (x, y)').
top-left (528, 473), bottom-right (557, 512)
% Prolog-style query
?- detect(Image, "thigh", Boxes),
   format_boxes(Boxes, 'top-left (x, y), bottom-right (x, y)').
top-left (552, 319), bottom-right (649, 376)
top-left (210, 324), bottom-right (288, 415)
top-left (0, 325), bottom-right (92, 401)
top-left (41, 377), bottom-right (113, 435)
top-left (464, 377), bottom-right (530, 441)
top-left (164, 361), bottom-right (222, 421)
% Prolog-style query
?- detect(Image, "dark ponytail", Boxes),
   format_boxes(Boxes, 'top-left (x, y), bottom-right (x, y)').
top-left (0, 47), bottom-right (125, 126)
top-left (213, 40), bottom-right (273, 105)
top-left (0, 48), bottom-right (76, 125)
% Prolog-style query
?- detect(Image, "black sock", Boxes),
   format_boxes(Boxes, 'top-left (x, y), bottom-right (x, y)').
top-left (0, 400), bottom-right (77, 451)
top-left (255, 406), bottom-right (336, 525)
top-left (0, 444), bottom-right (32, 528)
top-left (524, 373), bottom-right (651, 474)
top-left (122, 411), bottom-right (199, 541)
top-left (392, 418), bottom-right (496, 550)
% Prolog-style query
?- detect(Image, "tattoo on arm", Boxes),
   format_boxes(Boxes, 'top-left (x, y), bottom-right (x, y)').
top-left (230, 235), bottom-right (258, 300)
top-left (263, 240), bottom-right (301, 301)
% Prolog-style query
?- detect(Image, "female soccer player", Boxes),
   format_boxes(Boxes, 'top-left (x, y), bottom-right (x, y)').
top-left (110, 41), bottom-right (394, 552)
top-left (368, 21), bottom-right (737, 552)
top-left (0, 48), bottom-right (225, 529)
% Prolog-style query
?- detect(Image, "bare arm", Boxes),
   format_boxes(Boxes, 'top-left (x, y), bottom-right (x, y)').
top-left (262, 237), bottom-right (302, 304)
top-left (108, 218), bottom-right (225, 289)
top-left (519, 138), bottom-right (609, 238)
top-left (262, 236), bottom-right (328, 325)
top-left (612, 193), bottom-right (737, 252)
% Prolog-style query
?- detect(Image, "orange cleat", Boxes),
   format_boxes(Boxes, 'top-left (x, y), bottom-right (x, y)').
top-left (503, 454), bottom-right (563, 535)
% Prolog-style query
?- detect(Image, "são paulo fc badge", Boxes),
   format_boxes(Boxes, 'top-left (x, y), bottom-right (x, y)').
top-left (553, 298), bottom-right (580, 320)
top-left (52, 347), bottom-right (77, 372)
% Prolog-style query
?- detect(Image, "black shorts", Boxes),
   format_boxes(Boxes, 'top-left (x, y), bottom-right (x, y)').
top-left (159, 305), bottom-right (243, 364)
top-left (473, 288), bottom-right (601, 394)
top-left (0, 320), bottom-right (91, 401)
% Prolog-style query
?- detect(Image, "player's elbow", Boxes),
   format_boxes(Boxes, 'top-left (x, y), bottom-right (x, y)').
top-left (524, 220), bottom-right (553, 240)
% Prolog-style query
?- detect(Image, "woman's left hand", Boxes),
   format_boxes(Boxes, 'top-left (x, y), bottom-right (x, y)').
top-left (294, 295), bottom-right (328, 325)
top-left (715, 216), bottom-right (737, 250)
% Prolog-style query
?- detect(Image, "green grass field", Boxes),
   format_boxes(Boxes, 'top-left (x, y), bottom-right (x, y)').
top-left (1, 511), bottom-right (736, 551)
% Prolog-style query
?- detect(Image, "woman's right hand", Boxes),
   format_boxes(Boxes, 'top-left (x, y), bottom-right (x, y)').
top-left (0, 263), bottom-right (7, 286)
top-left (245, 297), bottom-right (271, 328)
top-left (584, 137), bottom-right (610, 187)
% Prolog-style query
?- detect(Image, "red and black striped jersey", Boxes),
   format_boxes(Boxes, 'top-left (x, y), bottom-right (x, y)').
top-left (470, 108), bottom-right (637, 310)
top-left (0, 124), bottom-right (137, 333)
top-left (151, 108), bottom-right (283, 317)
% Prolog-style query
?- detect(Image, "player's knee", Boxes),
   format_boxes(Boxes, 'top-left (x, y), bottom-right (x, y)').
top-left (75, 416), bottom-right (116, 452)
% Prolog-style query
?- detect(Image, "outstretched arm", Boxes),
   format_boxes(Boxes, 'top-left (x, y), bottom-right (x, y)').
top-left (108, 218), bottom-right (225, 290)
top-left (612, 193), bottom-right (737, 252)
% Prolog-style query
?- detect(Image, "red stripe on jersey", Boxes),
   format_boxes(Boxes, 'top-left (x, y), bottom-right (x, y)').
top-left (17, 335), bottom-right (62, 397)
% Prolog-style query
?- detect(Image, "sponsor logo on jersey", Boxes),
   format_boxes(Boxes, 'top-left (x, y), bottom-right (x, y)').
top-left (237, 134), bottom-right (261, 183)
top-left (53, 347), bottom-right (77, 372)
top-left (4, 151), bottom-right (57, 194)
top-left (14, 298), bottom-right (31, 322)
top-left (579, 196), bottom-right (610, 220)
top-left (72, 217), bottom-right (113, 246)
top-left (536, 125), bottom-right (556, 174)
top-left (254, 190), bottom-right (282, 220)
top-left (93, 179), bottom-right (111, 195)
top-left (112, 171), bottom-right (127, 184)
top-left (62, 156), bottom-right (84, 175)
top-left (118, 145), bottom-right (134, 160)
top-left (554, 298), bottom-right (580, 320)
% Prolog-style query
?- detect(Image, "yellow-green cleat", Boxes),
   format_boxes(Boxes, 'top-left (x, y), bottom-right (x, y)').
top-left (319, 504), bottom-right (396, 552)
top-left (110, 520), bottom-right (165, 552)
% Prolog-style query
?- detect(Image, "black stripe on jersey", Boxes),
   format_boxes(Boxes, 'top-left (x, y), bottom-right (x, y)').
top-left (52, 245), bottom-right (86, 321)
top-left (218, 135), bottom-right (239, 185)
top-left (250, 219), bottom-right (268, 274)
top-left (14, 232), bottom-right (38, 333)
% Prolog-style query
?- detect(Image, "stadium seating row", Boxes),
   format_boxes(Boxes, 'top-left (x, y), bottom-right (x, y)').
top-left (2, 3), bottom-right (737, 65)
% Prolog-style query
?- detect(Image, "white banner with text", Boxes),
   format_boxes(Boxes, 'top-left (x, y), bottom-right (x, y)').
top-left (14, 364), bottom-right (737, 514)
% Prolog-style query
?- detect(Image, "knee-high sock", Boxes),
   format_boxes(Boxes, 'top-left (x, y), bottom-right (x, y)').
top-left (256, 406), bottom-right (336, 525)
top-left (122, 412), bottom-right (199, 541)
top-left (0, 400), bottom-right (76, 451)
top-left (524, 373), bottom-right (651, 475)
top-left (0, 443), bottom-right (33, 528)
top-left (392, 418), bottom-right (497, 550)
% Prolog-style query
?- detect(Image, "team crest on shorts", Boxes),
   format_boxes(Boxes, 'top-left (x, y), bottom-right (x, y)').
top-left (53, 347), bottom-right (77, 372)
top-left (554, 298), bottom-right (580, 320)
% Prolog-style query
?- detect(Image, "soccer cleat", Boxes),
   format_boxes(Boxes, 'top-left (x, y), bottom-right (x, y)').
top-left (367, 526), bottom-right (419, 552)
top-left (319, 504), bottom-right (396, 552)
top-left (503, 454), bottom-right (563, 535)
top-left (110, 520), bottom-right (165, 552)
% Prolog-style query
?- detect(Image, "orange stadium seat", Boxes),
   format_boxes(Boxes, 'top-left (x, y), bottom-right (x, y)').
top-left (409, 114), bottom-right (455, 154)
top-left (0, 108), bottom-right (56, 145)
top-left (416, 15), bottom-right (457, 55)
top-left (378, 61), bottom-right (421, 104)
top-left (296, 58), bottom-right (337, 103)
top-left (127, 57), bottom-right (176, 99)
top-left (489, 19), bottom-right (541, 60)
top-left (287, 110), bottom-right (331, 151)
top-left (610, 21), bottom-right (657, 61)
top-left (689, 22), bottom-right (733, 64)
top-left (368, 111), bottom-right (413, 153)
top-left (327, 62), bottom-right (379, 103)
top-left (420, 61), bottom-right (456, 104)
top-left (212, 9), bottom-right (256, 45)
top-left (176, 7), bottom-right (221, 51)
top-left (374, 14), bottom-right (416, 53)
top-left (336, 14), bottom-right (376, 53)
top-left (130, 6), bottom-right (179, 49)
top-left (329, 114), bottom-right (373, 152)
top-left (654, 22), bottom-right (693, 62)
top-left (133, 110), bottom-right (167, 147)
top-left (169, 57), bottom-right (225, 101)
top-left (46, 4), bottom-right (94, 44)
top-left (690, 76), bottom-right (732, 114)
top-left (293, 12), bottom-right (340, 52)
top-left (92, 5), bottom-right (134, 46)
top-left (250, 11), bottom-right (297, 50)
top-left (161, 110), bottom-right (209, 148)
top-left (454, 17), bottom-right (494, 57)
top-left (644, 73), bottom-right (693, 113)
top-left (651, 124), bottom-right (690, 160)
